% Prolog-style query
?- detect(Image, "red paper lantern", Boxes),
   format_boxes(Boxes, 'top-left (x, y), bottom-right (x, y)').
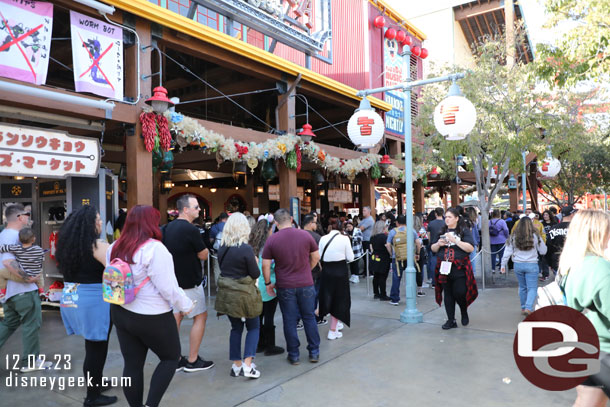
top-left (385, 28), bottom-right (396, 41)
top-left (403, 35), bottom-right (413, 46)
top-left (411, 45), bottom-right (421, 57)
top-left (420, 48), bottom-right (429, 59)
top-left (373, 15), bottom-right (385, 29)
top-left (395, 30), bottom-right (406, 44)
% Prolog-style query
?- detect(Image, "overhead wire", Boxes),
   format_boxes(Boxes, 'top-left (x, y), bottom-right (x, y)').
top-left (160, 50), bottom-right (277, 133)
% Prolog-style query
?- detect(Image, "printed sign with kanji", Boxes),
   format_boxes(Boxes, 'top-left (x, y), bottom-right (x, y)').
top-left (0, 0), bottom-right (53, 85)
top-left (70, 11), bottom-right (123, 100)
top-left (0, 124), bottom-right (99, 178)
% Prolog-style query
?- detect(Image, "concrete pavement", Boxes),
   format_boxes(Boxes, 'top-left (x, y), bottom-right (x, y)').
top-left (0, 274), bottom-right (576, 406)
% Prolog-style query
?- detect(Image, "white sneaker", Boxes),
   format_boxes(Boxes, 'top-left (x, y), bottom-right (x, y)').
top-left (336, 321), bottom-right (344, 331)
top-left (349, 275), bottom-right (360, 284)
top-left (327, 330), bottom-right (343, 340)
top-left (242, 363), bottom-right (260, 379)
top-left (20, 357), bottom-right (52, 373)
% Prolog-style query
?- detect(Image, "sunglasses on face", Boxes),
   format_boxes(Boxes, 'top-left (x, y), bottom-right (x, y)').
top-left (19, 213), bottom-right (31, 217)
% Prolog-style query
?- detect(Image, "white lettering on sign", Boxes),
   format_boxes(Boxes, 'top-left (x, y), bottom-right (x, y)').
top-left (0, 124), bottom-right (100, 178)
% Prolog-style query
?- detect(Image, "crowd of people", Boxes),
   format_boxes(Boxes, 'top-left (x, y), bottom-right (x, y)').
top-left (2, 199), bottom-right (610, 406)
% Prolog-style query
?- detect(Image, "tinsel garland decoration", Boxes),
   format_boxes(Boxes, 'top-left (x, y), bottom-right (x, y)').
top-left (137, 109), bottom-right (432, 182)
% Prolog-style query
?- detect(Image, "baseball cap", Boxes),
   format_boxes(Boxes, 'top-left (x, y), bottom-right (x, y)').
top-left (561, 205), bottom-right (578, 217)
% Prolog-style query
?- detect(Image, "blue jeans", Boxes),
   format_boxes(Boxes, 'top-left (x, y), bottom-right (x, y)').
top-left (390, 260), bottom-right (405, 303)
top-left (228, 316), bottom-right (260, 361)
top-left (490, 243), bottom-right (505, 270)
top-left (277, 285), bottom-right (320, 360)
top-left (513, 263), bottom-right (539, 311)
top-left (469, 246), bottom-right (478, 277)
top-left (427, 250), bottom-right (437, 282)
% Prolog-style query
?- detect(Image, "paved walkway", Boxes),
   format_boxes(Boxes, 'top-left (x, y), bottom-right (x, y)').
top-left (1, 275), bottom-right (575, 406)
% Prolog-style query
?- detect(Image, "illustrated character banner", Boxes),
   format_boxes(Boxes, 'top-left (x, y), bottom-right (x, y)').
top-left (70, 11), bottom-right (123, 100)
top-left (383, 28), bottom-right (403, 90)
top-left (0, 0), bottom-right (53, 85)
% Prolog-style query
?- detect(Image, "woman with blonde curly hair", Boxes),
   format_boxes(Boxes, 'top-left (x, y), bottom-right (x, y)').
top-left (215, 213), bottom-right (262, 379)
top-left (561, 210), bottom-right (610, 407)
top-left (500, 216), bottom-right (546, 315)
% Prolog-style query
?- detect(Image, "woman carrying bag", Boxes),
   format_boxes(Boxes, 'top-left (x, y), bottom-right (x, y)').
top-left (430, 208), bottom-right (478, 330)
top-left (500, 216), bottom-right (547, 316)
top-left (215, 213), bottom-right (263, 379)
top-left (318, 221), bottom-right (354, 340)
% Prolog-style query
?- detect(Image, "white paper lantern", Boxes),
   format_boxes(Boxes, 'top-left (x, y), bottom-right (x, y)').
top-left (539, 158), bottom-right (561, 178)
top-left (347, 109), bottom-right (385, 149)
top-left (434, 95), bottom-right (476, 140)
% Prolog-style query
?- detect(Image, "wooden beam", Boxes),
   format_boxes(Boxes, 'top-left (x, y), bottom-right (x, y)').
top-left (160, 30), bottom-right (284, 84)
top-left (482, 12), bottom-right (493, 34)
top-left (0, 78), bottom-right (137, 123)
top-left (464, 18), bottom-right (477, 44)
top-left (126, 18), bottom-right (153, 208)
top-left (472, 16), bottom-right (485, 39)
top-left (454, 1), bottom-right (503, 21)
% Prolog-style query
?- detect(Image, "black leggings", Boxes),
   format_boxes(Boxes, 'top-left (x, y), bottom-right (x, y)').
top-left (84, 335), bottom-right (110, 399)
top-left (442, 276), bottom-right (468, 321)
top-left (260, 297), bottom-right (278, 332)
top-left (111, 305), bottom-right (180, 407)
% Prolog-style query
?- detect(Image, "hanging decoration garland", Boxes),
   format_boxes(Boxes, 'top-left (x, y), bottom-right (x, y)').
top-left (141, 109), bottom-right (430, 183)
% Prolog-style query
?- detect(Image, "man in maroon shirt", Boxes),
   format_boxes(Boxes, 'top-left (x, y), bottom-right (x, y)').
top-left (262, 209), bottom-right (321, 364)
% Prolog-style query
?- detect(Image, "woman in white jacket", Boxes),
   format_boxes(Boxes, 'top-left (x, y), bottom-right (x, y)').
top-left (500, 216), bottom-right (547, 316)
top-left (318, 221), bottom-right (354, 340)
top-left (107, 205), bottom-right (193, 407)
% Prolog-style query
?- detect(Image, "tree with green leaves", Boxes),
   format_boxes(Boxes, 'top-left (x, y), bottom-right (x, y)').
top-left (536, 0), bottom-right (610, 85)
top-left (415, 36), bottom-right (577, 283)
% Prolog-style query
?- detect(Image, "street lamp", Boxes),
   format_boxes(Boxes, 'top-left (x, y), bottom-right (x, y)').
top-left (356, 47), bottom-right (472, 324)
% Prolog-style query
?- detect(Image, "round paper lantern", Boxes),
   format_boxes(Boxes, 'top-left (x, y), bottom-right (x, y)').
top-left (385, 28), bottom-right (396, 41)
top-left (434, 95), bottom-right (477, 140)
top-left (539, 158), bottom-right (561, 178)
top-left (395, 30), bottom-right (406, 44)
top-left (411, 45), bottom-right (421, 57)
top-left (347, 108), bottom-right (385, 149)
top-left (373, 15), bottom-right (385, 28)
top-left (403, 35), bottom-right (413, 46)
top-left (420, 48), bottom-right (429, 59)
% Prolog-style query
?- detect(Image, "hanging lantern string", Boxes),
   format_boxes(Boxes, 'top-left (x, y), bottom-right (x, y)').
top-left (313, 120), bottom-right (349, 132)
top-left (159, 49), bottom-right (277, 133)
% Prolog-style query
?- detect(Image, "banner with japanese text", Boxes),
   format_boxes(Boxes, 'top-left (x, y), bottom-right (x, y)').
top-left (0, 124), bottom-right (100, 178)
top-left (70, 11), bottom-right (123, 100)
top-left (0, 0), bottom-right (53, 85)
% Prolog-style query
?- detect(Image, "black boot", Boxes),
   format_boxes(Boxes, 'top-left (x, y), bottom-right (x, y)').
top-left (264, 325), bottom-right (284, 356)
top-left (83, 394), bottom-right (118, 407)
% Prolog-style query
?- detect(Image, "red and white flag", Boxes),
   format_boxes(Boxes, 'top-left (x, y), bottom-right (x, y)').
top-left (0, 0), bottom-right (53, 85)
top-left (70, 11), bottom-right (123, 100)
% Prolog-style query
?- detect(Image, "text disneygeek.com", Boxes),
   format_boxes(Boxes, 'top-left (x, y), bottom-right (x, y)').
top-left (4, 354), bottom-right (131, 391)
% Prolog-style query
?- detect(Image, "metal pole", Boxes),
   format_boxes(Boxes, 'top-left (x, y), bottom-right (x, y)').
top-left (400, 47), bottom-right (423, 324)
top-left (522, 151), bottom-right (527, 211)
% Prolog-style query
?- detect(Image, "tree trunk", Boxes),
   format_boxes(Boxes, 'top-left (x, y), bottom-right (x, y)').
top-left (479, 209), bottom-right (492, 283)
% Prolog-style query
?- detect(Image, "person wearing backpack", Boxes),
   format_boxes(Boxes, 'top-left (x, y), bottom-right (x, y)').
top-left (108, 205), bottom-right (194, 407)
top-left (430, 208), bottom-right (478, 329)
top-left (489, 209), bottom-right (509, 273)
top-left (386, 215), bottom-right (422, 306)
top-left (500, 216), bottom-right (547, 316)
top-left (54, 206), bottom-right (117, 407)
